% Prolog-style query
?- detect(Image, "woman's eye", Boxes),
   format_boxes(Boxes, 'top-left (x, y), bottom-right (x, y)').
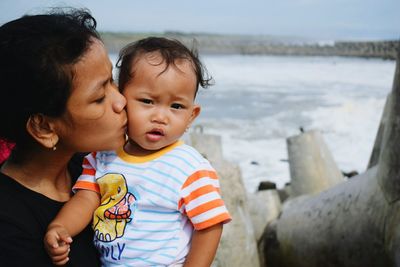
top-left (171, 103), bottom-right (184, 109)
top-left (139, 99), bottom-right (152, 104)
top-left (95, 96), bottom-right (106, 103)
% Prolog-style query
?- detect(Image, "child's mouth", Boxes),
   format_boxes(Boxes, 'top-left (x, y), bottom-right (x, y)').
top-left (146, 129), bottom-right (164, 141)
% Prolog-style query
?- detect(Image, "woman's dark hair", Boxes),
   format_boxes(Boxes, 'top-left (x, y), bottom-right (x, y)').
top-left (0, 8), bottom-right (100, 150)
top-left (117, 37), bottom-right (213, 96)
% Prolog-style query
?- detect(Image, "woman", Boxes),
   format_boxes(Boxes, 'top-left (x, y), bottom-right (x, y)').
top-left (0, 9), bottom-right (127, 266)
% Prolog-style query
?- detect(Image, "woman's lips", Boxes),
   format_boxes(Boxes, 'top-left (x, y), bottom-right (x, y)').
top-left (120, 119), bottom-right (128, 132)
top-left (121, 122), bottom-right (128, 135)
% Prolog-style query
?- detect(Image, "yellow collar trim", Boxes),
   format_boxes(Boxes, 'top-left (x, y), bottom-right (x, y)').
top-left (117, 140), bottom-right (184, 163)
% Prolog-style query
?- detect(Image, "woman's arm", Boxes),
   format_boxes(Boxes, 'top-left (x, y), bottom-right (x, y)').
top-left (184, 223), bottom-right (223, 267)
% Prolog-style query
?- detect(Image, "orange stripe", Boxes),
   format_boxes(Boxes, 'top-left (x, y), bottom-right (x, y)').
top-left (82, 168), bottom-right (96, 176)
top-left (73, 181), bottom-right (100, 193)
top-left (181, 170), bottom-right (218, 190)
top-left (182, 185), bottom-right (218, 205)
top-left (178, 198), bottom-right (185, 210)
top-left (193, 213), bottom-right (232, 230)
top-left (186, 199), bottom-right (225, 218)
top-left (178, 184), bottom-right (220, 209)
top-left (178, 188), bottom-right (222, 210)
top-left (82, 158), bottom-right (90, 165)
top-left (83, 152), bottom-right (96, 164)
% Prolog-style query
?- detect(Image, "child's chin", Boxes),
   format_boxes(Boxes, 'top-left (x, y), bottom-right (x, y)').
top-left (145, 145), bottom-right (164, 152)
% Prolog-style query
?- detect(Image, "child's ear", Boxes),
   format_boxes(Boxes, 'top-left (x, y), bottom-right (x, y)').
top-left (26, 114), bottom-right (59, 149)
top-left (188, 105), bottom-right (201, 126)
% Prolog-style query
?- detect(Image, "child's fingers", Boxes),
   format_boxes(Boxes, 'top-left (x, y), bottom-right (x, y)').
top-left (44, 227), bottom-right (72, 252)
top-left (51, 246), bottom-right (70, 265)
top-left (52, 256), bottom-right (70, 266)
top-left (44, 231), bottom-right (60, 249)
top-left (49, 243), bottom-right (70, 257)
top-left (58, 229), bottom-right (73, 244)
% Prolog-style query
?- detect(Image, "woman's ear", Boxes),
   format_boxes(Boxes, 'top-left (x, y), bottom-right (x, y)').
top-left (26, 114), bottom-right (59, 149)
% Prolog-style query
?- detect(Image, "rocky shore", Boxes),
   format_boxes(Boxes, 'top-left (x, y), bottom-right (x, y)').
top-left (101, 32), bottom-right (399, 60)
top-left (185, 53), bottom-right (400, 265)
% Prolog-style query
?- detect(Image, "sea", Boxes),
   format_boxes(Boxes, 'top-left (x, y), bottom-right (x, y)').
top-left (111, 53), bottom-right (396, 193)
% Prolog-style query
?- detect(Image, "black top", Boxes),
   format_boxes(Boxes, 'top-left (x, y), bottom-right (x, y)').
top-left (0, 153), bottom-right (100, 267)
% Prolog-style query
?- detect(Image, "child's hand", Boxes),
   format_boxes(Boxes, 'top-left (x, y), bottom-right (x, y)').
top-left (44, 225), bottom-right (73, 266)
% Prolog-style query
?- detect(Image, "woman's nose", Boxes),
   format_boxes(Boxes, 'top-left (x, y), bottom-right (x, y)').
top-left (111, 87), bottom-right (126, 113)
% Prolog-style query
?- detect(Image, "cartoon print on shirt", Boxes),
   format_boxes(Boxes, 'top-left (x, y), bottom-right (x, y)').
top-left (93, 173), bottom-right (136, 242)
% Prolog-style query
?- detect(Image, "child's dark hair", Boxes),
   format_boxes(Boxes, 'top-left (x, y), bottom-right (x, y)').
top-left (117, 37), bottom-right (213, 96)
top-left (0, 8), bottom-right (100, 157)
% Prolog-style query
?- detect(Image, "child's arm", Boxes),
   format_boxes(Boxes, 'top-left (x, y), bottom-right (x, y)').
top-left (44, 189), bottom-right (100, 265)
top-left (183, 223), bottom-right (223, 267)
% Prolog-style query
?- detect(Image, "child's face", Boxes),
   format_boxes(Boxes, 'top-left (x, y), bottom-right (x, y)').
top-left (123, 53), bottom-right (200, 155)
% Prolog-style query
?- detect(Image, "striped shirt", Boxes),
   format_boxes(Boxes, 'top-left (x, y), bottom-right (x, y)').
top-left (73, 140), bottom-right (231, 266)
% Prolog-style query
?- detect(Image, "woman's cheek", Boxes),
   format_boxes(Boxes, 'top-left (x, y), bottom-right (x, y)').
top-left (71, 104), bottom-right (107, 122)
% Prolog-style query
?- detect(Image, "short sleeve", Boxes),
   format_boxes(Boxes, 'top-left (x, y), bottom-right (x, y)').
top-left (72, 152), bottom-right (100, 193)
top-left (179, 163), bottom-right (232, 230)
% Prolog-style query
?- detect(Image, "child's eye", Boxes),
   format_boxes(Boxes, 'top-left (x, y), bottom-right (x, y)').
top-left (139, 99), bottom-right (153, 104)
top-left (171, 103), bottom-right (184, 109)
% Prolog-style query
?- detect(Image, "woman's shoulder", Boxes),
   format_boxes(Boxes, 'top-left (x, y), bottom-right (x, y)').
top-left (0, 171), bottom-right (61, 202)
top-left (0, 171), bottom-right (100, 266)
top-left (0, 171), bottom-right (32, 201)
top-left (0, 172), bottom-right (57, 265)
top-left (0, 171), bottom-right (63, 232)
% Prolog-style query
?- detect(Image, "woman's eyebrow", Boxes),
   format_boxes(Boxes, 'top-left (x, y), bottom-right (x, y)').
top-left (92, 63), bottom-right (113, 90)
top-left (90, 78), bottom-right (108, 92)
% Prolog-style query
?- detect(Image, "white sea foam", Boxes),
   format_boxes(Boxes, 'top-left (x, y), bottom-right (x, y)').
top-left (110, 53), bottom-right (396, 193)
top-left (195, 55), bottom-right (395, 192)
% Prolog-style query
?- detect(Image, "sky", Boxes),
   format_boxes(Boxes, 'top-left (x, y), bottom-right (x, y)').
top-left (0, 0), bottom-right (399, 41)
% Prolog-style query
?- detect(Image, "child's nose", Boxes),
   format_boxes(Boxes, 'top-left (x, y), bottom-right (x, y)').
top-left (151, 108), bottom-right (168, 124)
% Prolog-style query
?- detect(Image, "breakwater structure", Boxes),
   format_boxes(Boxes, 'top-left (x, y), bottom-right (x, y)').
top-left (260, 48), bottom-right (400, 266)
top-left (184, 131), bottom-right (261, 267)
top-left (101, 31), bottom-right (399, 60)
top-left (185, 128), bottom-right (282, 266)
top-left (184, 46), bottom-right (400, 266)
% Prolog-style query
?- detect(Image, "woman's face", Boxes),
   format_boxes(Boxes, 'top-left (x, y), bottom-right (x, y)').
top-left (55, 39), bottom-right (127, 153)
